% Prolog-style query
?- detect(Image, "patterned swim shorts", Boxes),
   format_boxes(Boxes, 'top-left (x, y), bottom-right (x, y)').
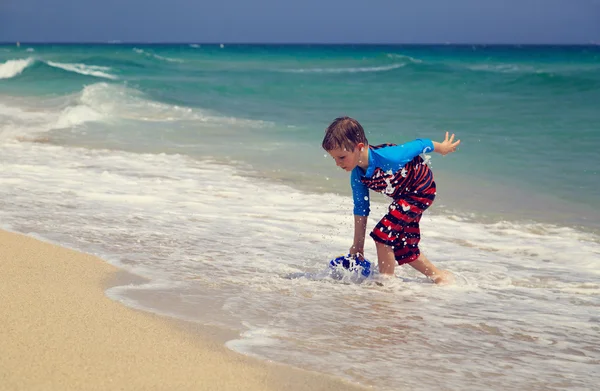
top-left (369, 181), bottom-right (436, 265)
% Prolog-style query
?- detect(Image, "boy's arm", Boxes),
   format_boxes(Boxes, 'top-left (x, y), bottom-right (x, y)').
top-left (350, 169), bottom-right (369, 256)
top-left (389, 133), bottom-right (460, 164)
top-left (350, 215), bottom-right (368, 256)
top-left (433, 132), bottom-right (461, 155)
top-left (380, 139), bottom-right (434, 168)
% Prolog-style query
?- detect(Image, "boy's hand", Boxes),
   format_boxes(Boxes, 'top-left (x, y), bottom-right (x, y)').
top-left (433, 132), bottom-right (461, 156)
top-left (349, 245), bottom-right (364, 257)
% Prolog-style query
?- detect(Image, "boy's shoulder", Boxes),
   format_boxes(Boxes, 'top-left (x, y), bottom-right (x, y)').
top-left (367, 141), bottom-right (430, 172)
top-left (370, 143), bottom-right (396, 151)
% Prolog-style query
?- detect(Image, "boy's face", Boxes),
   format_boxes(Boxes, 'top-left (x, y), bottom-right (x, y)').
top-left (327, 143), bottom-right (364, 172)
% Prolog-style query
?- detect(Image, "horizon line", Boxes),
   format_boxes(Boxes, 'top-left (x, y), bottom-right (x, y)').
top-left (1, 41), bottom-right (598, 46)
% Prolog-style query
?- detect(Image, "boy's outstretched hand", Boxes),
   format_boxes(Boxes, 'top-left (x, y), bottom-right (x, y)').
top-left (433, 132), bottom-right (461, 156)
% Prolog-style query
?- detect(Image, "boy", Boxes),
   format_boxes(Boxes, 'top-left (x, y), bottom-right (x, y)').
top-left (322, 117), bottom-right (460, 284)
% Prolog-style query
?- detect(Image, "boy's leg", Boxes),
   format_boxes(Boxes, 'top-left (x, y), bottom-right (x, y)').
top-left (375, 242), bottom-right (455, 284)
top-left (375, 241), bottom-right (396, 275)
top-left (408, 253), bottom-right (455, 285)
top-left (371, 200), bottom-right (422, 276)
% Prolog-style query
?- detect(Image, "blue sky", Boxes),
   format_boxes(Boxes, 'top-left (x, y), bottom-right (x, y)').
top-left (1, 0), bottom-right (599, 44)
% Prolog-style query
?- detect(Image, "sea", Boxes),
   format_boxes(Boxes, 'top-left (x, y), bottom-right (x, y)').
top-left (1, 43), bottom-right (599, 390)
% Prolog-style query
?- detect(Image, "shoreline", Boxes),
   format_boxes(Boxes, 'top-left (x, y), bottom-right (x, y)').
top-left (0, 229), bottom-right (367, 391)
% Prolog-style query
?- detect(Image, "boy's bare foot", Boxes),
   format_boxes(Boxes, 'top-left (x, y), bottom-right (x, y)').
top-left (432, 270), bottom-right (455, 285)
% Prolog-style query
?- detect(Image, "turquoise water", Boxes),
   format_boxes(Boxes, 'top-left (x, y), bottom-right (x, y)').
top-left (2, 44), bottom-right (599, 227)
top-left (1, 44), bottom-right (599, 390)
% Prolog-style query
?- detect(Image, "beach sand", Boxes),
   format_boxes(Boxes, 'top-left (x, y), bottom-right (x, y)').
top-left (0, 229), bottom-right (366, 391)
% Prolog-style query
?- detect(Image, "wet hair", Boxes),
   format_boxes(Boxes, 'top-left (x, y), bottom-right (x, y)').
top-left (321, 116), bottom-right (368, 151)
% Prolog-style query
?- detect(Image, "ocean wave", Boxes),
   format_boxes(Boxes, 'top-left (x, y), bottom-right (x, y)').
top-left (78, 82), bottom-right (196, 122)
top-left (365, 55), bottom-right (600, 82)
top-left (79, 56), bottom-right (147, 70)
top-left (55, 104), bottom-right (104, 129)
top-left (504, 71), bottom-right (600, 92)
top-left (441, 60), bottom-right (600, 90)
top-left (133, 48), bottom-right (184, 63)
top-left (0, 57), bottom-right (118, 80)
top-left (75, 83), bottom-right (269, 127)
top-left (0, 98), bottom-right (103, 142)
top-left (0, 82), bottom-right (269, 142)
top-left (282, 62), bottom-right (407, 74)
top-left (46, 61), bottom-right (118, 80)
top-left (354, 57), bottom-right (600, 91)
top-left (465, 62), bottom-right (600, 76)
top-left (279, 54), bottom-right (435, 75)
top-left (0, 58), bottom-right (34, 79)
top-left (466, 63), bottom-right (536, 73)
top-left (385, 53), bottom-right (423, 63)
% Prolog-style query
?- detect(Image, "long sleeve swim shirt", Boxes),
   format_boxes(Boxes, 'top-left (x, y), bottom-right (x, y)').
top-left (351, 139), bottom-right (435, 216)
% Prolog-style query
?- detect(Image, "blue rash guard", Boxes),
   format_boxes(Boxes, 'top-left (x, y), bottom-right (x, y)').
top-left (350, 139), bottom-right (435, 216)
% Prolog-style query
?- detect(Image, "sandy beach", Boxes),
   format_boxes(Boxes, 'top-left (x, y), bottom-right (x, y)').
top-left (0, 229), bottom-right (365, 391)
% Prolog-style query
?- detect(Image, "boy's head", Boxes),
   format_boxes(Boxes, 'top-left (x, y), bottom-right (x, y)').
top-left (322, 116), bottom-right (368, 152)
top-left (322, 117), bottom-right (369, 172)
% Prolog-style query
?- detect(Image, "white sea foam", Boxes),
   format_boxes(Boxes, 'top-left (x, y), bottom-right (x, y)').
top-left (1, 141), bottom-right (599, 391)
top-left (0, 58), bottom-right (34, 79)
top-left (54, 105), bottom-right (104, 129)
top-left (0, 95), bottom-right (103, 140)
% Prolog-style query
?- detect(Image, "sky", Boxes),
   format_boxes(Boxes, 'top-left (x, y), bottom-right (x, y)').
top-left (1, 0), bottom-right (599, 44)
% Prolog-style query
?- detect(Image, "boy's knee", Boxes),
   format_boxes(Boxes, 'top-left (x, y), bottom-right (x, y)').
top-left (373, 238), bottom-right (393, 251)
